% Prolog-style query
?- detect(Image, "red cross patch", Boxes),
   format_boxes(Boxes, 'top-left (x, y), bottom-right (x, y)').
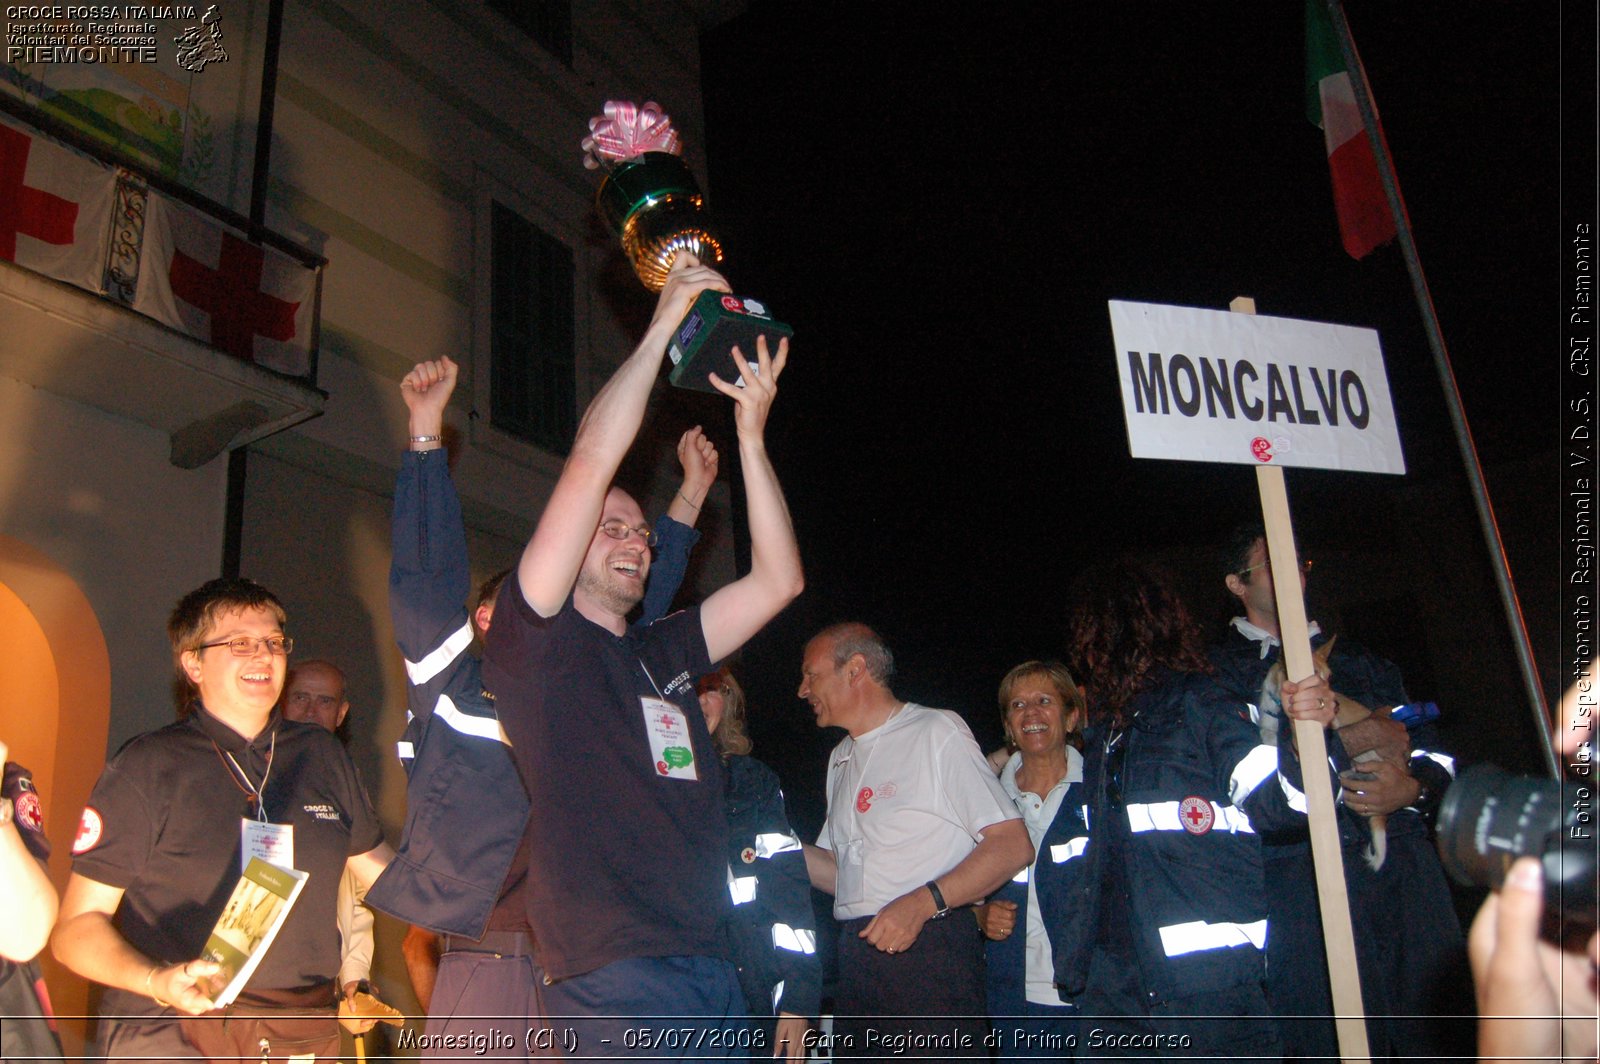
top-left (14, 790), bottom-right (43, 833)
top-left (1179, 796), bottom-right (1215, 835)
top-left (740, 846), bottom-right (757, 864)
top-left (72, 807), bottom-right (104, 854)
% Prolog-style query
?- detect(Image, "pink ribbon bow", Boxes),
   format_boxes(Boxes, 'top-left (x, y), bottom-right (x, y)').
top-left (582, 100), bottom-right (682, 170)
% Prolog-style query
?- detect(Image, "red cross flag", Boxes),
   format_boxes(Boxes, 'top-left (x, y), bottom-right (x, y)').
top-left (0, 116), bottom-right (116, 292)
top-left (133, 192), bottom-right (315, 376)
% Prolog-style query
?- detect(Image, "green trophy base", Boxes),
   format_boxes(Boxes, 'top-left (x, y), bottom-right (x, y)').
top-left (667, 289), bottom-right (793, 393)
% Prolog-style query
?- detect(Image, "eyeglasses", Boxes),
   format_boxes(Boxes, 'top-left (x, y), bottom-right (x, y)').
top-left (1237, 559), bottom-right (1314, 578)
top-left (197, 636), bottom-right (294, 657)
top-left (599, 519), bottom-right (654, 545)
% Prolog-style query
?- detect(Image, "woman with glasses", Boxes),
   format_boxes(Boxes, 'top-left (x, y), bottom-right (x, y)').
top-left (977, 661), bottom-right (1086, 1058)
top-left (1035, 560), bottom-right (1336, 1058)
top-left (699, 667), bottom-right (819, 1062)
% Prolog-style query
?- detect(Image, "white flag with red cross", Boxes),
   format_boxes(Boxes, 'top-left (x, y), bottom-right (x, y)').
top-left (132, 192), bottom-right (315, 376)
top-left (0, 115), bottom-right (116, 292)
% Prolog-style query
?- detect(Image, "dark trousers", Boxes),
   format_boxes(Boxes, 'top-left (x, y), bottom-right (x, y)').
top-left (993, 1000), bottom-right (1081, 1060)
top-left (422, 948), bottom-right (555, 1059)
top-left (1264, 834), bottom-right (1470, 1063)
top-left (539, 954), bottom-right (745, 1061)
top-left (1078, 947), bottom-right (1280, 1060)
top-left (833, 914), bottom-right (988, 1058)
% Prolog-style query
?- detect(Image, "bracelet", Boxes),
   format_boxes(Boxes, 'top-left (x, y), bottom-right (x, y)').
top-left (409, 434), bottom-right (442, 444)
top-left (677, 490), bottom-right (701, 512)
top-left (145, 965), bottom-right (172, 1009)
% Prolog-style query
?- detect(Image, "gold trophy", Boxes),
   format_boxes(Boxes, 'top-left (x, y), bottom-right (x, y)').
top-left (584, 100), bottom-right (791, 393)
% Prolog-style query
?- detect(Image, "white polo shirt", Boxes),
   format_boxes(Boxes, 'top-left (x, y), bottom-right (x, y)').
top-left (818, 703), bottom-right (1019, 920)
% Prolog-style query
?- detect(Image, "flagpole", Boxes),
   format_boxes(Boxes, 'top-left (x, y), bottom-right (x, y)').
top-left (1325, 0), bottom-right (1559, 778)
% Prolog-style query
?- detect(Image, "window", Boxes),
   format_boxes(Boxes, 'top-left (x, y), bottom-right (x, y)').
top-left (487, 0), bottom-right (573, 66)
top-left (490, 200), bottom-right (576, 454)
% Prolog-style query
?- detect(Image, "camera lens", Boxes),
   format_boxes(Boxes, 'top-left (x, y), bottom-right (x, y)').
top-left (1436, 764), bottom-right (1597, 939)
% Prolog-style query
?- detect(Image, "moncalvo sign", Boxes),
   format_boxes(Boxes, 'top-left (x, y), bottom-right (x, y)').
top-left (1109, 300), bottom-right (1405, 474)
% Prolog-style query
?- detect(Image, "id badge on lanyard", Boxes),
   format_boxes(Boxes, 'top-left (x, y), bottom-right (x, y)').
top-left (642, 696), bottom-right (699, 781)
top-left (241, 819), bottom-right (295, 874)
top-left (638, 658), bottom-right (699, 782)
top-left (219, 729), bottom-right (295, 872)
top-left (835, 837), bottom-right (866, 906)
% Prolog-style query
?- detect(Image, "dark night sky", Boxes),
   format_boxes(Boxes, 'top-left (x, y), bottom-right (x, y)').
top-left (690, 3), bottom-right (1585, 830)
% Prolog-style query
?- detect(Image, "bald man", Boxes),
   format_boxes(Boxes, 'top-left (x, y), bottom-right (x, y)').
top-left (282, 660), bottom-right (350, 735)
top-left (281, 661), bottom-right (383, 1031)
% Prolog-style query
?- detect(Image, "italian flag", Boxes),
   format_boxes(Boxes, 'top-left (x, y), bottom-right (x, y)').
top-left (1305, 0), bottom-right (1397, 260)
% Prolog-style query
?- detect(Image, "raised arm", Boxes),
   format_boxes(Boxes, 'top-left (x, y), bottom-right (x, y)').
top-left (637, 427), bottom-right (717, 627)
top-left (699, 337), bottom-right (805, 663)
top-left (391, 358), bottom-right (477, 749)
top-left (518, 263), bottom-right (730, 617)
top-left (666, 425), bottom-right (718, 528)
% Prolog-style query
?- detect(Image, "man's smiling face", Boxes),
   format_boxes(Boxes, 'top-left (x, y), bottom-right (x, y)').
top-left (575, 486), bottom-right (653, 619)
top-left (181, 605), bottom-right (288, 726)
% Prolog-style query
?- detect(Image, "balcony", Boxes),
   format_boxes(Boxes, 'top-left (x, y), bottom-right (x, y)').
top-left (0, 97), bottom-right (327, 468)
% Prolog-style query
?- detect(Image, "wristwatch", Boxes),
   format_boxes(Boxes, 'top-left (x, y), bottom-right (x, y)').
top-left (925, 880), bottom-right (952, 920)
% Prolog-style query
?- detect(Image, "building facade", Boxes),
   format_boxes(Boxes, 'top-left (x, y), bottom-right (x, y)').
top-left (2, 1), bottom-right (736, 1049)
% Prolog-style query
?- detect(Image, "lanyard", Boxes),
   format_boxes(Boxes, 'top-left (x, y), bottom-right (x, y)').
top-left (212, 729), bottom-right (277, 822)
top-left (638, 660), bottom-right (666, 699)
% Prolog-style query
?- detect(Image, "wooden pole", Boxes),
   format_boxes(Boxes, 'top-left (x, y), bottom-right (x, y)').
top-left (1231, 295), bottom-right (1370, 1063)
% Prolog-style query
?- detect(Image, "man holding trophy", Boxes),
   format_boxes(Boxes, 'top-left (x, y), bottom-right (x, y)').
top-left (478, 103), bottom-right (804, 1056)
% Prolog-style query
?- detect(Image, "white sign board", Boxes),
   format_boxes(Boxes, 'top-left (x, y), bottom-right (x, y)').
top-left (1109, 300), bottom-right (1406, 474)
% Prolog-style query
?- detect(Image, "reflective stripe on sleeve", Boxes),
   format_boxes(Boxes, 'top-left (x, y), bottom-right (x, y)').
top-left (1414, 750), bottom-right (1456, 777)
top-left (771, 980), bottom-right (785, 1013)
top-left (772, 923), bottom-right (817, 954)
top-left (1049, 838), bottom-right (1088, 864)
top-left (1279, 773), bottom-right (1308, 813)
top-left (397, 740), bottom-right (414, 761)
top-left (405, 620), bottom-right (475, 685)
top-left (435, 694), bottom-right (511, 746)
top-left (1011, 866), bottom-right (1029, 883)
top-left (1157, 918), bottom-right (1268, 957)
top-left (754, 831), bottom-right (803, 858)
top-left (729, 874), bottom-right (758, 905)
top-left (1229, 744), bottom-right (1278, 805)
top-left (1126, 801), bottom-right (1254, 834)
